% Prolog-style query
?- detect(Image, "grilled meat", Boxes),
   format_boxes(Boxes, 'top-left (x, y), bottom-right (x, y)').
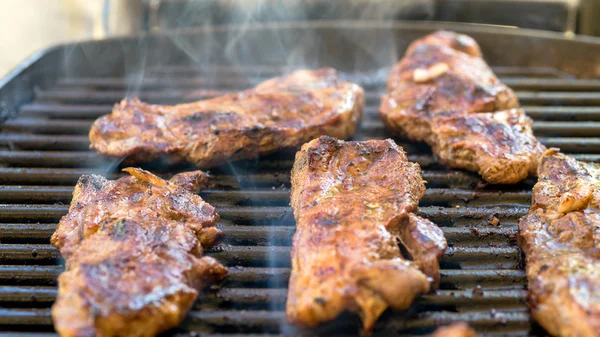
top-left (518, 149), bottom-right (600, 337)
top-left (380, 31), bottom-right (545, 184)
top-left (50, 168), bottom-right (226, 337)
top-left (401, 213), bottom-right (448, 288)
top-left (90, 68), bottom-right (364, 168)
top-left (287, 136), bottom-right (447, 330)
top-left (431, 323), bottom-right (477, 337)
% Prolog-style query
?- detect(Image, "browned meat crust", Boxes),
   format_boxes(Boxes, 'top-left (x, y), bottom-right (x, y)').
top-left (430, 322), bottom-right (477, 337)
top-left (380, 31), bottom-right (545, 184)
top-left (50, 168), bottom-right (227, 337)
top-left (90, 68), bottom-right (364, 168)
top-left (518, 149), bottom-right (600, 337)
top-left (287, 136), bottom-right (447, 330)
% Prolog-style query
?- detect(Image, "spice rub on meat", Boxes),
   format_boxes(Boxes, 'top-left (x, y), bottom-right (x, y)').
top-left (287, 136), bottom-right (447, 330)
top-left (380, 31), bottom-right (545, 184)
top-left (50, 168), bottom-right (226, 337)
top-left (518, 149), bottom-right (600, 337)
top-left (90, 68), bottom-right (364, 168)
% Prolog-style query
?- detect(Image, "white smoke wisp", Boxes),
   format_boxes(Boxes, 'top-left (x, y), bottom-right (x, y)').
top-left (161, 0), bottom-right (434, 87)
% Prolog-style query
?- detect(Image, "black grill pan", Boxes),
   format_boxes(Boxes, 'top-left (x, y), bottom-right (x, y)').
top-left (1, 21), bottom-right (600, 337)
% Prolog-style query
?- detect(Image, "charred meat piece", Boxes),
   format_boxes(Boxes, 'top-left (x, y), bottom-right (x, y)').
top-left (430, 323), bottom-right (477, 337)
top-left (287, 136), bottom-right (447, 330)
top-left (51, 168), bottom-right (227, 337)
top-left (518, 149), bottom-right (600, 337)
top-left (90, 68), bottom-right (364, 168)
top-left (380, 31), bottom-right (545, 184)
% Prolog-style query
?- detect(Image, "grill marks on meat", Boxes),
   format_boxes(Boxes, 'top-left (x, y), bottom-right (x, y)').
top-left (287, 136), bottom-right (447, 330)
top-left (50, 168), bottom-right (226, 337)
top-left (380, 31), bottom-right (545, 184)
top-left (518, 149), bottom-right (600, 337)
top-left (90, 68), bottom-right (364, 168)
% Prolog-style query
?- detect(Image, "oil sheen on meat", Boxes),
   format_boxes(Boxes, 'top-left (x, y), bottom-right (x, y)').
top-left (90, 68), bottom-right (364, 168)
top-left (287, 136), bottom-right (447, 330)
top-left (51, 168), bottom-right (227, 337)
top-left (519, 149), bottom-right (600, 337)
top-left (380, 31), bottom-right (545, 184)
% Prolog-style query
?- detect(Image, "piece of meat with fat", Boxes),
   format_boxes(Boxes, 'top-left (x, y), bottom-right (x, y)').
top-left (90, 68), bottom-right (364, 168)
top-left (430, 322), bottom-right (477, 337)
top-left (50, 168), bottom-right (227, 337)
top-left (287, 136), bottom-right (447, 330)
top-left (518, 148), bottom-right (600, 337)
top-left (380, 30), bottom-right (545, 184)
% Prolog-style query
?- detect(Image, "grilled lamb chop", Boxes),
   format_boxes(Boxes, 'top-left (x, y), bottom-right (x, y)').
top-left (51, 168), bottom-right (226, 337)
top-left (380, 31), bottom-right (545, 184)
top-left (90, 68), bottom-right (364, 168)
top-left (518, 149), bottom-right (600, 337)
top-left (287, 136), bottom-right (447, 330)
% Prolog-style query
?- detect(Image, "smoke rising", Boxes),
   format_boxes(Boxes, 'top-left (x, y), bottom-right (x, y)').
top-left (118, 0), bottom-right (434, 95)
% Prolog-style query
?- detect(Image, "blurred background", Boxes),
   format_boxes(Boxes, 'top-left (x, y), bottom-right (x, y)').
top-left (1, 0), bottom-right (599, 77)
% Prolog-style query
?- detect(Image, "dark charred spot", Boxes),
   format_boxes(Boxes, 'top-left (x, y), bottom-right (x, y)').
top-left (317, 136), bottom-right (341, 149)
top-left (91, 178), bottom-right (105, 190)
top-left (416, 91), bottom-right (436, 111)
top-left (314, 297), bottom-right (326, 306)
top-left (79, 175), bottom-right (105, 190)
top-left (316, 218), bottom-right (337, 227)
top-left (109, 219), bottom-right (131, 240)
top-left (79, 175), bottom-right (89, 185)
top-left (241, 125), bottom-right (265, 139)
top-left (183, 111), bottom-right (237, 124)
top-left (183, 112), bottom-right (213, 122)
top-left (245, 125), bottom-right (264, 136)
top-left (484, 121), bottom-right (510, 139)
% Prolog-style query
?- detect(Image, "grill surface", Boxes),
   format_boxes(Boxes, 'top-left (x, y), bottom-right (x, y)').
top-left (1, 22), bottom-right (600, 337)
